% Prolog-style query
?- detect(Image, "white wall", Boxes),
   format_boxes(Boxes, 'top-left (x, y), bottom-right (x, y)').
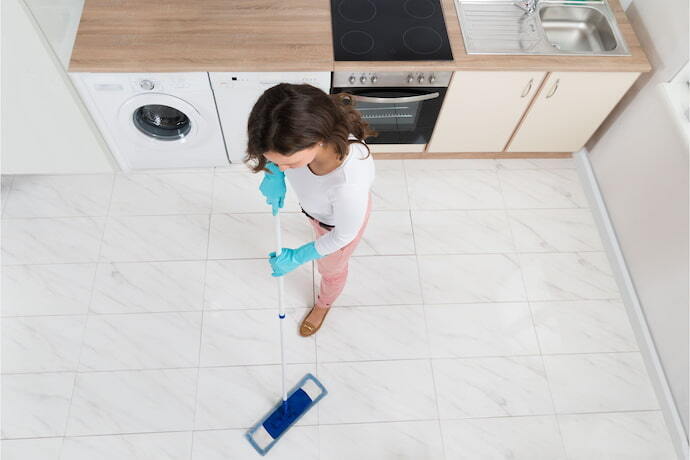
top-left (587, 0), bottom-right (689, 446)
top-left (1, 0), bottom-right (115, 174)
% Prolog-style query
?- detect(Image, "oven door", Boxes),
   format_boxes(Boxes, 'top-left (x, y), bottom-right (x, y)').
top-left (331, 87), bottom-right (447, 144)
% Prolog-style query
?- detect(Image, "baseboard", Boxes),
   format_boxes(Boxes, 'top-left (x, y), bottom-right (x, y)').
top-left (574, 148), bottom-right (689, 460)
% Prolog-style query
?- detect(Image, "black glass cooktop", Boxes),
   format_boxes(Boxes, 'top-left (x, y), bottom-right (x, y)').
top-left (331, 0), bottom-right (453, 61)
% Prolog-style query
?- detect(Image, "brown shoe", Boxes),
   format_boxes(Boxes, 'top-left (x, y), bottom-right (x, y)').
top-left (299, 305), bottom-right (331, 337)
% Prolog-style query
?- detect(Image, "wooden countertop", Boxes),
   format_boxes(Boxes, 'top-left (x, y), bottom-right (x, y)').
top-left (69, 0), bottom-right (334, 72)
top-left (69, 0), bottom-right (650, 73)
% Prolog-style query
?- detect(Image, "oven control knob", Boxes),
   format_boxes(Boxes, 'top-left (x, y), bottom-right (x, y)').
top-left (418, 75), bottom-right (425, 84)
top-left (360, 75), bottom-right (368, 84)
top-left (370, 75), bottom-right (378, 84)
top-left (407, 74), bottom-right (415, 84)
top-left (348, 75), bottom-right (356, 84)
top-left (139, 79), bottom-right (155, 90)
top-left (429, 74), bottom-right (436, 84)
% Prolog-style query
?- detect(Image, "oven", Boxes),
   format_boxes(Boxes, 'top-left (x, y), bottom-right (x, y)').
top-left (331, 71), bottom-right (452, 150)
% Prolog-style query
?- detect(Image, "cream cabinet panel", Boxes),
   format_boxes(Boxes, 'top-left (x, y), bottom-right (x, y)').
top-left (427, 71), bottom-right (546, 152)
top-left (507, 71), bottom-right (640, 152)
top-left (2, 0), bottom-right (116, 174)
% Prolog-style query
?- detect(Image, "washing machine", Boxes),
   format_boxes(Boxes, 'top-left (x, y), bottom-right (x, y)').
top-left (71, 72), bottom-right (229, 170)
top-left (210, 72), bottom-right (331, 163)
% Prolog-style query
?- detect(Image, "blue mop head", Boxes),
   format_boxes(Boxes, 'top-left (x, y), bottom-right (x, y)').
top-left (246, 373), bottom-right (327, 456)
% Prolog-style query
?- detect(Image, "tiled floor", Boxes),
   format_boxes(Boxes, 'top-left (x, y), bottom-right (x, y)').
top-left (1, 158), bottom-right (678, 459)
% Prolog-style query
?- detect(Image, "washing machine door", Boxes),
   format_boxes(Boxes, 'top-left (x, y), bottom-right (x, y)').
top-left (118, 93), bottom-right (204, 148)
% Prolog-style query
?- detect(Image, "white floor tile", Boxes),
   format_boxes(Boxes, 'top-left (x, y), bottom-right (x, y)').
top-left (109, 172), bottom-right (213, 215)
top-left (207, 212), bottom-right (311, 259)
top-left (212, 170), bottom-right (302, 214)
top-left (520, 252), bottom-right (620, 301)
top-left (2, 315), bottom-right (86, 373)
top-left (411, 210), bottom-right (514, 254)
top-left (316, 305), bottom-right (429, 362)
top-left (4, 174), bottom-right (113, 218)
top-left (2, 264), bottom-right (95, 316)
top-left (407, 169), bottom-right (504, 210)
top-left (374, 159), bottom-right (403, 170)
top-left (100, 215), bottom-right (209, 262)
top-left (509, 209), bottom-right (603, 252)
top-left (426, 303), bottom-right (539, 358)
top-left (194, 364), bottom-right (317, 430)
top-left (1, 437), bottom-right (63, 460)
top-left (433, 356), bottom-right (553, 418)
top-left (531, 300), bottom-right (638, 354)
top-left (353, 211), bottom-right (415, 256)
top-left (2, 217), bottom-right (105, 265)
top-left (499, 169), bottom-right (588, 209)
top-left (441, 416), bottom-right (567, 460)
top-left (204, 259), bottom-right (314, 309)
top-left (317, 360), bottom-right (437, 424)
top-left (1, 174), bottom-right (14, 213)
top-left (79, 312), bottom-right (202, 371)
top-left (404, 158), bottom-right (497, 170)
top-left (371, 169), bottom-right (409, 210)
top-left (320, 256), bottom-right (422, 306)
top-left (200, 309), bottom-right (315, 366)
top-left (418, 254), bottom-right (526, 303)
top-left (557, 411), bottom-right (676, 460)
top-left (91, 260), bottom-right (206, 313)
top-left (192, 426), bottom-right (318, 460)
top-left (1, 372), bottom-right (75, 438)
top-left (319, 421), bottom-right (444, 460)
top-left (543, 353), bottom-right (659, 413)
top-left (496, 158), bottom-right (575, 170)
top-left (66, 369), bottom-right (196, 436)
top-left (61, 432), bottom-right (193, 460)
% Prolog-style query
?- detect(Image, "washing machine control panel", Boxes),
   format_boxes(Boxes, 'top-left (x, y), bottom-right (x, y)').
top-left (139, 79), bottom-right (155, 91)
top-left (130, 77), bottom-right (193, 92)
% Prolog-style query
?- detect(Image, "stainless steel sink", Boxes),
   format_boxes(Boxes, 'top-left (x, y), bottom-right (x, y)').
top-left (539, 5), bottom-right (618, 52)
top-left (457, 0), bottom-right (630, 56)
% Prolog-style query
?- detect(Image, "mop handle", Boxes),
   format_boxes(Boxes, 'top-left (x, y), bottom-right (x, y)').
top-left (274, 213), bottom-right (288, 406)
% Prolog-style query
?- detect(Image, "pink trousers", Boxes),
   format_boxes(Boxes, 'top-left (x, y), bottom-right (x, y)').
top-left (306, 194), bottom-right (372, 308)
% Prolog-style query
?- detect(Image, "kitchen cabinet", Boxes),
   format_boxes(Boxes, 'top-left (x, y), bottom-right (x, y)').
top-left (427, 71), bottom-right (546, 152)
top-left (3, 0), bottom-right (116, 174)
top-left (507, 71), bottom-right (640, 152)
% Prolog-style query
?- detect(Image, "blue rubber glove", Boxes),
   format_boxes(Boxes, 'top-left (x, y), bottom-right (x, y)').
top-left (259, 162), bottom-right (286, 216)
top-left (269, 242), bottom-right (324, 277)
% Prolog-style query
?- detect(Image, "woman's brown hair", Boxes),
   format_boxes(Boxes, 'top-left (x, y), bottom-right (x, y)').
top-left (244, 83), bottom-right (377, 173)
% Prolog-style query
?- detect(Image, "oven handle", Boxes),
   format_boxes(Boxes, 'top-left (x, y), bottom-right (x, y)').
top-left (348, 93), bottom-right (440, 104)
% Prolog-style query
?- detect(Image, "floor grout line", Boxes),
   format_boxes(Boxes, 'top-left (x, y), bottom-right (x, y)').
top-left (496, 160), bottom-right (572, 460)
top-left (187, 172), bottom-right (216, 460)
top-left (57, 173), bottom-right (117, 459)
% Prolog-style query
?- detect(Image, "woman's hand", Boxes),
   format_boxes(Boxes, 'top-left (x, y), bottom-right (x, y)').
top-left (268, 242), bottom-right (323, 277)
top-left (259, 162), bottom-right (286, 215)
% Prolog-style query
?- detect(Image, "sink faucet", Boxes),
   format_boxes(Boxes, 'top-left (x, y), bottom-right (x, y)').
top-left (514, 0), bottom-right (539, 15)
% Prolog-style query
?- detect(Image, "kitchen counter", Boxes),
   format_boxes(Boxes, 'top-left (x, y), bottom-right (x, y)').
top-left (68, 0), bottom-right (334, 72)
top-left (69, 0), bottom-right (650, 73)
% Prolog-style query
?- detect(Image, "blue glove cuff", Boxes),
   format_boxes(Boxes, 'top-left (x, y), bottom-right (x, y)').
top-left (298, 241), bottom-right (324, 261)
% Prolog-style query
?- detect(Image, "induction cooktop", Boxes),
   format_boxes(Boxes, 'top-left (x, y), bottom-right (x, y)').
top-left (331, 0), bottom-right (454, 61)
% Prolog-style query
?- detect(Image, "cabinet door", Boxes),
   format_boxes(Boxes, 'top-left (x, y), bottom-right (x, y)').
top-left (2, 0), bottom-right (116, 174)
top-left (507, 71), bottom-right (640, 152)
top-left (427, 71), bottom-right (546, 152)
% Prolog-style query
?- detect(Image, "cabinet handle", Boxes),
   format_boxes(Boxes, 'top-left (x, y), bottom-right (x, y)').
top-left (546, 79), bottom-right (560, 98)
top-left (521, 78), bottom-right (534, 98)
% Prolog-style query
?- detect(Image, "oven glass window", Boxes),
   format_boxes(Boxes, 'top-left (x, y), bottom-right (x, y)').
top-left (133, 105), bottom-right (192, 140)
top-left (356, 100), bottom-right (423, 134)
top-left (335, 87), bottom-right (446, 144)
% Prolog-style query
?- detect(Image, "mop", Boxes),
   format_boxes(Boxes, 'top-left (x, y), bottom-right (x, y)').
top-left (246, 210), bottom-right (328, 456)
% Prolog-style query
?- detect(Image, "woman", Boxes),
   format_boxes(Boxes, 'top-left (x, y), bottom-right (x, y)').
top-left (245, 83), bottom-right (376, 336)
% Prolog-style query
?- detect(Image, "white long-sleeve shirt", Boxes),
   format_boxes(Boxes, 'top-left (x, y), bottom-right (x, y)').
top-left (285, 139), bottom-right (375, 256)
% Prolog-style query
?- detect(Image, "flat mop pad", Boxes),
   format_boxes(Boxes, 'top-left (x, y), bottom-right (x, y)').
top-left (246, 373), bottom-right (327, 456)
